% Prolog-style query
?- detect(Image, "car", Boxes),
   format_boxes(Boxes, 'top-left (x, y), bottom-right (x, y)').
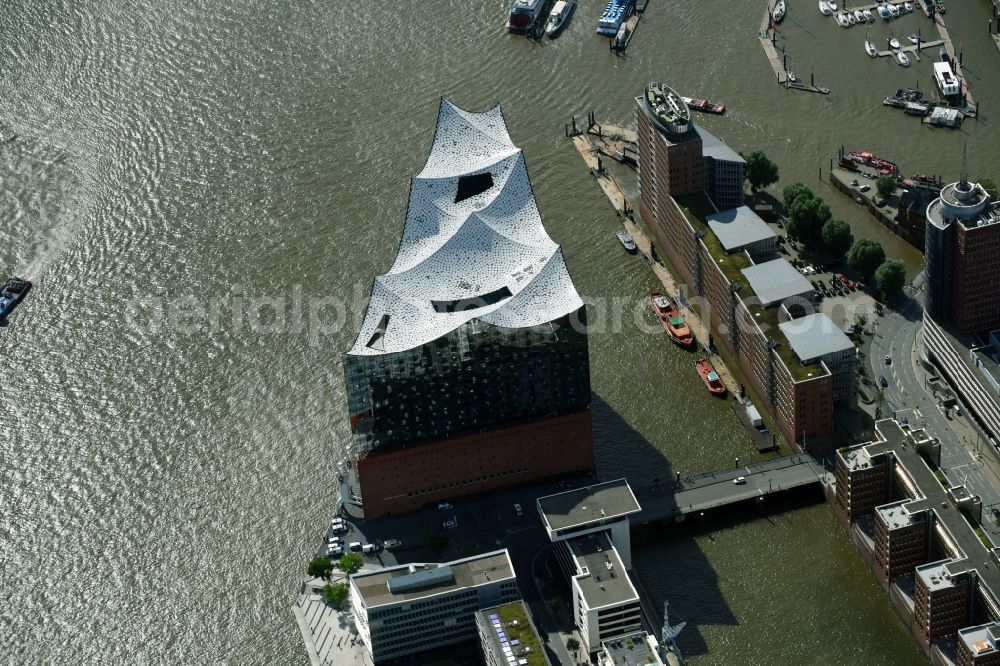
top-left (992, 507), bottom-right (1000, 518)
top-left (383, 539), bottom-right (402, 549)
top-left (362, 544), bottom-right (377, 555)
top-left (349, 541), bottom-right (362, 551)
top-left (851, 179), bottom-right (860, 187)
top-left (860, 184), bottom-right (871, 193)
top-left (734, 476), bottom-right (747, 485)
top-left (442, 517), bottom-right (458, 530)
top-left (880, 376), bottom-right (889, 388)
top-left (328, 545), bottom-right (343, 557)
top-left (875, 198), bottom-right (885, 207)
top-left (885, 355), bottom-right (892, 365)
top-left (514, 503), bottom-right (523, 517)
top-left (331, 524), bottom-right (347, 534)
top-left (438, 502), bottom-right (454, 511)
top-left (776, 220), bottom-right (784, 229)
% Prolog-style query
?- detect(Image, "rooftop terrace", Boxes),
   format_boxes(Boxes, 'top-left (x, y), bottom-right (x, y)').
top-left (479, 601), bottom-right (548, 666)
top-left (601, 632), bottom-right (664, 666)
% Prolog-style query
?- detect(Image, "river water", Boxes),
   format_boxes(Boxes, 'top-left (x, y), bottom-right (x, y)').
top-left (3, 0), bottom-right (996, 663)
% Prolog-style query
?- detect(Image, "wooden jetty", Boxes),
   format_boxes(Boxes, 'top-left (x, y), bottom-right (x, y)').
top-left (568, 122), bottom-right (740, 395)
top-left (874, 39), bottom-right (945, 59)
top-left (757, 0), bottom-right (830, 91)
top-left (934, 16), bottom-right (977, 117)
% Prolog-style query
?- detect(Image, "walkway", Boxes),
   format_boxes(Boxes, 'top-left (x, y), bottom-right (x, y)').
top-left (293, 575), bottom-right (374, 666)
top-left (633, 454), bottom-right (827, 524)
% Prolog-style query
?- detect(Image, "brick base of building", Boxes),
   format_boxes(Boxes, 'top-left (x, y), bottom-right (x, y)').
top-left (355, 410), bottom-right (595, 518)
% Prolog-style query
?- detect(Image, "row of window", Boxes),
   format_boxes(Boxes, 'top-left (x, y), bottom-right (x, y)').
top-left (406, 468), bottom-right (528, 497)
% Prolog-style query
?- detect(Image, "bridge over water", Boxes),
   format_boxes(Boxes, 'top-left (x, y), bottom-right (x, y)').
top-left (631, 454), bottom-right (829, 525)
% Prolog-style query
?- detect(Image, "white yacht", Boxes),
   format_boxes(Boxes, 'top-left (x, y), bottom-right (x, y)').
top-left (863, 9), bottom-right (874, 21)
top-left (897, 51), bottom-right (911, 66)
top-left (865, 30), bottom-right (879, 57)
top-left (544, 0), bottom-right (574, 36)
top-left (819, 0), bottom-right (832, 15)
top-left (848, 11), bottom-right (857, 24)
top-left (889, 36), bottom-right (901, 49)
top-left (773, 0), bottom-right (787, 22)
top-left (854, 9), bottom-right (865, 22)
top-left (828, 0), bottom-right (838, 9)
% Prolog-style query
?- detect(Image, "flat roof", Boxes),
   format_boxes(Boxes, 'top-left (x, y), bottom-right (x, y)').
top-left (876, 500), bottom-right (918, 530)
top-left (958, 623), bottom-right (1000, 656)
top-left (602, 632), bottom-right (664, 666)
top-left (352, 550), bottom-right (514, 608)
top-left (568, 532), bottom-right (638, 610)
top-left (478, 601), bottom-right (548, 666)
top-left (695, 124), bottom-right (746, 164)
top-left (537, 479), bottom-right (641, 532)
top-left (779, 313), bottom-right (855, 363)
top-left (706, 206), bottom-right (776, 252)
top-left (916, 559), bottom-right (965, 592)
top-left (741, 259), bottom-right (813, 307)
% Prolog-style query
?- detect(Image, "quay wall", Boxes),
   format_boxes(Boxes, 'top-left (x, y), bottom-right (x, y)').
top-left (828, 171), bottom-right (925, 251)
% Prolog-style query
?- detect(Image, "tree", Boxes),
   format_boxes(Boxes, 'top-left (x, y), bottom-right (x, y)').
top-left (847, 239), bottom-right (886, 278)
top-left (566, 637), bottom-right (580, 653)
top-left (875, 259), bottom-right (907, 300)
top-left (307, 556), bottom-right (335, 581)
top-left (876, 175), bottom-right (898, 202)
top-left (786, 194), bottom-right (831, 245)
top-left (821, 219), bottom-right (854, 257)
top-left (782, 182), bottom-right (813, 210)
top-left (338, 552), bottom-right (365, 577)
top-left (323, 582), bottom-right (349, 608)
top-left (744, 150), bottom-right (779, 193)
top-left (980, 177), bottom-right (999, 202)
top-left (425, 533), bottom-right (449, 557)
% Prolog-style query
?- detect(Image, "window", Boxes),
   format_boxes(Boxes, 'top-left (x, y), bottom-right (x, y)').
top-left (454, 172), bottom-right (494, 203)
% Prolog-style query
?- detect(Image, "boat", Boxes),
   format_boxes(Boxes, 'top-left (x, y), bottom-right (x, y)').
top-left (888, 3), bottom-right (900, 16)
top-left (786, 69), bottom-right (797, 83)
top-left (933, 0), bottom-right (945, 14)
top-left (616, 228), bottom-right (637, 252)
top-left (879, 5), bottom-right (891, 19)
top-left (848, 12), bottom-right (857, 24)
top-left (865, 32), bottom-right (879, 57)
top-left (544, 0), bottom-right (575, 36)
top-left (507, 0), bottom-right (546, 33)
top-left (919, 0), bottom-right (934, 17)
top-left (819, 0), bottom-right (832, 15)
top-left (0, 276), bottom-right (31, 320)
top-left (939, 45), bottom-right (949, 63)
top-left (597, 0), bottom-right (635, 36)
top-left (863, 8), bottom-right (874, 21)
top-left (933, 60), bottom-right (961, 97)
top-left (897, 51), bottom-right (911, 67)
top-left (836, 12), bottom-right (849, 26)
top-left (650, 293), bottom-right (695, 347)
top-left (907, 33), bottom-right (926, 44)
top-left (854, 9), bottom-right (865, 23)
top-left (903, 1), bottom-right (914, 11)
top-left (682, 97), bottom-right (726, 114)
top-left (889, 36), bottom-right (901, 50)
top-left (840, 150), bottom-right (899, 174)
top-left (828, 0), bottom-right (838, 9)
top-left (773, 0), bottom-right (786, 22)
top-left (696, 358), bottom-right (728, 396)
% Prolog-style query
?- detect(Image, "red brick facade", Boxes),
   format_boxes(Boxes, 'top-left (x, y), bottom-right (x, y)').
top-left (355, 410), bottom-right (594, 518)
top-left (952, 221), bottom-right (1000, 334)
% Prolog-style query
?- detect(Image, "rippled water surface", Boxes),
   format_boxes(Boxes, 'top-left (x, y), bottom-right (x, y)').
top-left (2, 0), bottom-right (997, 663)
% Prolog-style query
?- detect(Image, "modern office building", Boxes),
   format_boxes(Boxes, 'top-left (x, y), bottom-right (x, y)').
top-left (925, 171), bottom-right (1000, 335)
top-left (349, 549), bottom-right (520, 663)
top-left (537, 480), bottom-right (645, 653)
top-left (634, 81), bottom-right (843, 446)
top-left (343, 99), bottom-right (594, 517)
top-left (476, 600), bottom-right (550, 666)
top-left (831, 419), bottom-right (1000, 662)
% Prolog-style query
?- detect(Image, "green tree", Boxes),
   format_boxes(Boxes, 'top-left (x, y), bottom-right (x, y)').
top-left (821, 219), bottom-right (854, 257)
top-left (980, 177), bottom-right (999, 202)
top-left (323, 582), bottom-right (349, 608)
top-left (744, 150), bottom-right (779, 193)
top-left (425, 533), bottom-right (449, 557)
top-left (787, 194), bottom-right (831, 245)
top-left (847, 239), bottom-right (886, 278)
top-left (307, 556), bottom-right (335, 581)
top-left (566, 637), bottom-right (580, 653)
top-left (876, 175), bottom-right (898, 202)
top-left (782, 182), bottom-right (813, 210)
top-left (875, 259), bottom-right (907, 300)
top-left (338, 552), bottom-right (365, 577)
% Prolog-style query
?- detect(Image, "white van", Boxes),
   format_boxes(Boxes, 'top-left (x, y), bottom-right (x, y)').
top-left (362, 544), bottom-right (376, 555)
top-left (349, 541), bottom-right (362, 551)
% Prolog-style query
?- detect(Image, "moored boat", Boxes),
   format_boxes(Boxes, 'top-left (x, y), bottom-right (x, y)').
top-left (682, 96), bottom-right (726, 114)
top-left (888, 3), bottom-right (900, 16)
top-left (836, 12), bottom-right (850, 26)
top-left (507, 0), bottom-right (546, 33)
top-left (597, 0), bottom-right (635, 35)
top-left (544, 0), bottom-right (575, 36)
top-left (616, 228), bottom-right (637, 252)
top-left (651, 293), bottom-right (694, 348)
top-left (889, 36), bottom-right (901, 50)
top-left (863, 8), bottom-right (874, 21)
top-left (786, 69), bottom-right (797, 83)
top-left (907, 33), bottom-right (926, 45)
top-left (0, 276), bottom-right (32, 320)
top-left (696, 358), bottom-right (728, 396)
top-left (879, 5), bottom-right (891, 19)
top-left (773, 0), bottom-right (786, 22)
top-left (897, 51), bottom-right (910, 67)
top-left (854, 9), bottom-right (865, 23)
top-left (819, 0), bottom-right (832, 15)
top-left (865, 37), bottom-right (878, 57)
top-left (847, 11), bottom-right (857, 24)
top-left (840, 149), bottom-right (899, 174)
top-left (828, 0), bottom-right (838, 9)
top-left (904, 1), bottom-right (914, 12)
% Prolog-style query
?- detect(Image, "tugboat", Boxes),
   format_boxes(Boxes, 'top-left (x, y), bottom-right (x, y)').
top-left (682, 97), bottom-right (726, 115)
top-left (616, 228), bottom-right (637, 252)
top-left (695, 358), bottom-right (728, 396)
top-left (0, 276), bottom-right (32, 320)
top-left (650, 292), bottom-right (695, 348)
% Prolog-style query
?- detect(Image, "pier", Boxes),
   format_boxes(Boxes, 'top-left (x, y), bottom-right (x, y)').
top-left (758, 2), bottom-right (831, 92)
top-left (633, 454), bottom-right (827, 525)
top-left (567, 118), bottom-right (740, 395)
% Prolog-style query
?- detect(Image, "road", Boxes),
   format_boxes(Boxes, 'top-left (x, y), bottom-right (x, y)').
top-left (863, 275), bottom-right (1000, 535)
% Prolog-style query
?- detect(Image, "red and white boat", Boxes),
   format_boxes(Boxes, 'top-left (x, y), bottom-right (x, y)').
top-left (695, 358), bottom-right (728, 396)
top-left (507, 0), bottom-right (547, 33)
top-left (839, 150), bottom-right (899, 175)
top-left (682, 97), bottom-right (726, 115)
top-left (651, 293), bottom-right (695, 348)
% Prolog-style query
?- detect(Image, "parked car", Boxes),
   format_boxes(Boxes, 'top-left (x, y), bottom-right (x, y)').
top-left (349, 541), bottom-right (362, 551)
top-left (438, 502), bottom-right (454, 511)
top-left (442, 516), bottom-right (459, 530)
top-left (860, 184), bottom-right (871, 193)
top-left (514, 503), bottom-right (523, 517)
top-left (734, 476), bottom-right (747, 485)
top-left (383, 539), bottom-right (402, 549)
top-left (362, 544), bottom-right (377, 555)
top-left (880, 376), bottom-right (889, 388)
top-left (885, 355), bottom-right (892, 365)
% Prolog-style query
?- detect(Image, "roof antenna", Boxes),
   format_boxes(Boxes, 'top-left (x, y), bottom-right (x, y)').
top-left (959, 140), bottom-right (969, 189)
